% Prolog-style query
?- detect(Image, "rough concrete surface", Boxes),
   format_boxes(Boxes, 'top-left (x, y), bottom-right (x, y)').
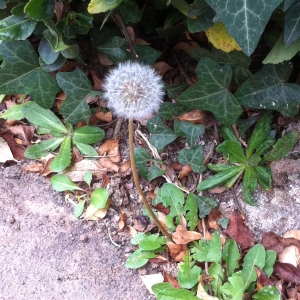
top-left (0, 165), bottom-right (154, 300)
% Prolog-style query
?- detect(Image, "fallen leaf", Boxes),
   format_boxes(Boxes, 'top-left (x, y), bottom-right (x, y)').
top-left (171, 162), bottom-right (184, 172)
top-left (98, 139), bottom-right (121, 162)
top-left (173, 41), bottom-right (199, 51)
top-left (97, 51), bottom-right (114, 66)
top-left (279, 245), bottom-right (300, 267)
top-left (133, 216), bottom-right (149, 232)
top-left (58, 61), bottom-right (78, 72)
top-left (209, 186), bottom-right (226, 194)
top-left (40, 154), bottom-right (55, 176)
top-left (6, 124), bottom-right (35, 145)
top-left (153, 62), bottom-right (173, 77)
top-left (273, 261), bottom-right (300, 285)
top-left (0, 136), bottom-right (18, 162)
top-left (54, 0), bottom-right (64, 23)
top-left (140, 273), bottom-right (163, 295)
top-left (196, 283), bottom-right (219, 299)
top-left (102, 172), bottom-right (110, 188)
top-left (164, 272), bottom-right (181, 288)
top-left (119, 160), bottom-right (131, 175)
top-left (223, 210), bottom-right (253, 249)
top-left (261, 231), bottom-right (284, 253)
top-left (166, 241), bottom-right (183, 260)
top-left (255, 267), bottom-right (273, 290)
top-left (176, 110), bottom-right (216, 127)
top-left (95, 109), bottom-right (113, 122)
top-left (126, 26), bottom-right (135, 41)
top-left (208, 208), bottom-right (222, 230)
top-left (149, 256), bottom-right (168, 264)
top-left (118, 211), bottom-right (126, 231)
top-left (99, 157), bottom-right (119, 172)
top-left (172, 225), bottom-right (202, 244)
top-left (2, 132), bottom-right (25, 160)
top-left (154, 203), bottom-right (170, 215)
top-left (71, 147), bottom-right (83, 164)
top-left (179, 164), bottom-right (192, 180)
top-left (134, 38), bottom-right (150, 45)
top-left (175, 251), bottom-right (187, 262)
top-left (157, 211), bottom-right (168, 230)
top-left (24, 163), bottom-right (43, 173)
top-left (127, 225), bottom-right (138, 238)
top-left (90, 69), bottom-right (104, 90)
top-left (84, 199), bottom-right (110, 220)
top-left (64, 160), bottom-right (106, 181)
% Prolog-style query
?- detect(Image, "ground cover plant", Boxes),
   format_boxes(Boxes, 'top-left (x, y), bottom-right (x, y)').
top-left (0, 0), bottom-right (300, 299)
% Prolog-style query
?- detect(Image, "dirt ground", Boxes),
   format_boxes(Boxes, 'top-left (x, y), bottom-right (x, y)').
top-left (0, 164), bottom-right (155, 300)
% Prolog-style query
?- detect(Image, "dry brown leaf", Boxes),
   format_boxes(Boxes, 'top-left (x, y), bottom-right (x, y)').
top-left (176, 110), bottom-right (216, 127)
top-left (134, 38), bottom-right (150, 45)
top-left (127, 225), bottom-right (138, 238)
top-left (196, 283), bottom-right (219, 300)
top-left (0, 136), bottom-right (18, 162)
top-left (58, 61), bottom-right (78, 72)
top-left (173, 41), bottom-right (199, 51)
top-left (2, 132), bottom-right (25, 160)
top-left (174, 251), bottom-right (186, 262)
top-left (157, 211), bottom-right (168, 230)
top-left (172, 225), bottom-right (202, 244)
top-left (126, 26), bottom-right (135, 41)
top-left (118, 211), bottom-right (126, 232)
top-left (164, 272), bottom-right (181, 288)
top-left (171, 162), bottom-right (184, 172)
top-left (166, 241), bottom-right (182, 259)
top-left (84, 199), bottom-right (110, 220)
top-left (6, 124), bottom-right (35, 145)
top-left (209, 186), bottom-right (226, 194)
top-left (133, 216), bottom-right (148, 232)
top-left (279, 245), bottom-right (300, 267)
top-left (71, 147), bottom-right (83, 164)
top-left (153, 62), bottom-right (173, 77)
top-left (90, 69), bottom-right (104, 90)
top-left (40, 154), bottom-right (55, 176)
top-left (97, 51), bottom-right (114, 66)
top-left (207, 208), bottom-right (222, 230)
top-left (179, 164), bottom-right (192, 180)
top-left (154, 203), bottom-right (170, 215)
top-left (95, 110), bottom-right (112, 122)
top-left (24, 163), bottom-right (43, 173)
top-left (98, 139), bottom-right (121, 162)
top-left (54, 0), bottom-right (64, 23)
top-left (99, 157), bottom-right (119, 172)
top-left (140, 273), bottom-right (163, 295)
top-left (102, 172), bottom-right (110, 188)
top-left (64, 160), bottom-right (106, 181)
top-left (119, 160), bottom-right (131, 175)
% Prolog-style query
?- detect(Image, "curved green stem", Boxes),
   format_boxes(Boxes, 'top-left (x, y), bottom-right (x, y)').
top-left (129, 119), bottom-right (172, 239)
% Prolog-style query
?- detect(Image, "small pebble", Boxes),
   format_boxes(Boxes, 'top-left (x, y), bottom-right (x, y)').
top-left (6, 215), bottom-right (15, 224)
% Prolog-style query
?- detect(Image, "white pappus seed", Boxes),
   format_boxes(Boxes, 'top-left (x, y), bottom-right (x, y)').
top-left (102, 61), bottom-right (165, 120)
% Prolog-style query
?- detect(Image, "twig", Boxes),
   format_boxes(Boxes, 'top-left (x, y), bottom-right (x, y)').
top-left (136, 129), bottom-right (161, 160)
top-left (203, 141), bottom-right (216, 165)
top-left (232, 124), bottom-right (247, 148)
top-left (113, 118), bottom-right (123, 139)
top-left (114, 10), bottom-right (140, 62)
top-left (108, 228), bottom-right (121, 248)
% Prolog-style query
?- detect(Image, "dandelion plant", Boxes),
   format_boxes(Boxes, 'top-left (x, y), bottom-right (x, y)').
top-left (103, 61), bottom-right (171, 239)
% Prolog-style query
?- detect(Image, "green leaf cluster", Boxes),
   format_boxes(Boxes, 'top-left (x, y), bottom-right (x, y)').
top-left (197, 111), bottom-right (298, 205)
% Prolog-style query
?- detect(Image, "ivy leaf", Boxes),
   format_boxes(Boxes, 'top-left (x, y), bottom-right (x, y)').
top-left (73, 126), bottom-right (105, 144)
top-left (39, 55), bottom-right (66, 72)
top-left (284, 0), bottom-right (300, 46)
top-left (118, 0), bottom-right (142, 23)
top-left (164, 83), bottom-right (187, 99)
top-left (183, 193), bottom-right (198, 231)
top-left (178, 146), bottom-right (206, 173)
top-left (187, 6), bottom-right (214, 33)
top-left (158, 102), bottom-right (188, 120)
top-left (235, 62), bottom-right (300, 117)
top-left (194, 195), bottom-right (218, 218)
top-left (57, 69), bottom-right (95, 125)
top-left (23, 102), bottom-right (67, 133)
top-left (222, 239), bottom-right (240, 277)
top-left (205, 0), bottom-right (282, 56)
top-left (161, 183), bottom-right (184, 220)
top-left (91, 188), bottom-right (109, 209)
top-left (88, 0), bottom-right (123, 14)
top-left (24, 0), bottom-right (55, 21)
top-left (50, 137), bottom-right (72, 172)
top-left (178, 251), bottom-right (201, 289)
top-left (50, 174), bottom-right (83, 191)
top-left (147, 116), bottom-right (177, 153)
top-left (178, 121), bottom-right (205, 148)
top-left (125, 249), bottom-right (156, 269)
top-left (220, 272), bottom-right (245, 300)
top-left (24, 137), bottom-right (64, 159)
top-left (0, 15), bottom-right (37, 40)
top-left (242, 244), bottom-right (266, 290)
top-left (139, 233), bottom-right (166, 251)
top-left (177, 57), bottom-right (242, 126)
top-left (134, 148), bottom-right (165, 181)
top-left (0, 40), bottom-right (60, 108)
top-left (134, 44), bottom-right (162, 65)
top-left (261, 132), bottom-right (299, 163)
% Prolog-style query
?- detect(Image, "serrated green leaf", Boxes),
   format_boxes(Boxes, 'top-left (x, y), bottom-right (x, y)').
top-left (24, 137), bottom-right (64, 159)
top-left (197, 166), bottom-right (246, 192)
top-left (207, 163), bottom-right (235, 172)
top-left (125, 249), bottom-right (156, 269)
top-left (217, 140), bottom-right (247, 164)
top-left (222, 239), bottom-right (240, 277)
top-left (88, 0), bottom-right (123, 14)
top-left (84, 170), bottom-right (93, 187)
top-left (255, 166), bottom-right (272, 191)
top-left (178, 146), bottom-right (206, 173)
top-left (253, 285), bottom-right (281, 300)
top-left (209, 263), bottom-right (224, 298)
top-left (224, 168), bottom-right (244, 188)
top-left (242, 244), bottom-right (266, 290)
top-left (178, 121), bottom-right (205, 148)
top-left (50, 137), bottom-right (72, 172)
top-left (261, 132), bottom-right (299, 163)
top-left (147, 116), bottom-right (177, 153)
top-left (284, 1), bottom-right (300, 46)
top-left (177, 58), bottom-right (242, 126)
top-left (255, 137), bottom-right (275, 157)
top-left (50, 174), bottom-right (83, 191)
top-left (205, 0), bottom-right (282, 56)
top-left (24, 0), bottom-right (55, 21)
top-left (246, 111), bottom-right (273, 158)
top-left (97, 36), bottom-right (127, 64)
top-left (263, 250), bottom-right (276, 277)
top-left (263, 33), bottom-right (300, 64)
top-left (57, 69), bottom-right (94, 125)
top-left (220, 272), bottom-right (244, 300)
top-left (23, 102), bottom-right (67, 133)
top-left (0, 102), bottom-right (32, 120)
top-left (161, 183), bottom-right (184, 220)
top-left (183, 193), bottom-right (198, 230)
top-left (194, 195), bottom-right (217, 218)
top-left (236, 62), bottom-right (300, 117)
top-left (74, 200), bottom-right (86, 218)
top-left (74, 142), bottom-right (98, 156)
top-left (139, 233), bottom-right (166, 251)
top-left (0, 40), bottom-right (60, 108)
top-left (73, 126), bottom-right (105, 144)
top-left (220, 126), bottom-right (240, 144)
top-left (178, 251), bottom-right (201, 289)
top-left (242, 166), bottom-right (257, 205)
top-left (152, 282), bottom-right (199, 300)
top-left (91, 188), bottom-right (109, 209)
top-left (0, 15), bottom-right (37, 41)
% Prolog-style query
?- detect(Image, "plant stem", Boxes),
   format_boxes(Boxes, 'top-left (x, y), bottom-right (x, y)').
top-left (129, 119), bottom-right (172, 239)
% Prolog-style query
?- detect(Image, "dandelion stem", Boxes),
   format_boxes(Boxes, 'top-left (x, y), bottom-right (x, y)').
top-left (129, 119), bottom-right (172, 239)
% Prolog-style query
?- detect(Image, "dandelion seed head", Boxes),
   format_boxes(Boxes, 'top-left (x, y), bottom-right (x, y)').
top-left (102, 61), bottom-right (165, 120)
